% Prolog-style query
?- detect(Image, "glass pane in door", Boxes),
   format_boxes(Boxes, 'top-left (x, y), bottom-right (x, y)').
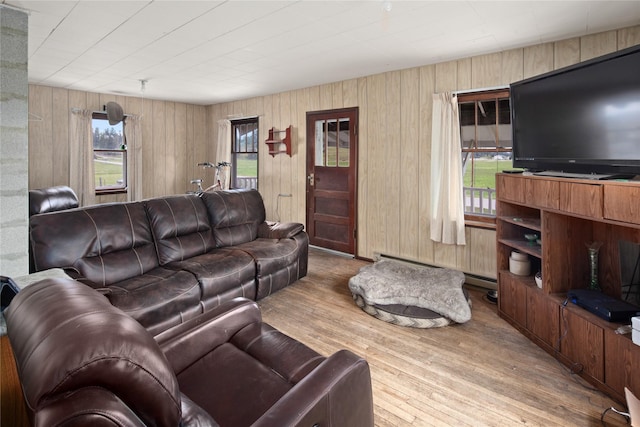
top-left (315, 120), bottom-right (325, 166)
top-left (326, 119), bottom-right (337, 167)
top-left (338, 118), bottom-right (350, 167)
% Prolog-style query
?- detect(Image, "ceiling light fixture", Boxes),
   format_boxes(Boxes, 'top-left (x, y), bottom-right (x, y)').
top-left (382, 0), bottom-right (392, 12)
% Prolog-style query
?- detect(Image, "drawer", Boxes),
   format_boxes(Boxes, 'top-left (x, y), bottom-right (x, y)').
top-left (604, 185), bottom-right (640, 225)
top-left (526, 178), bottom-right (559, 210)
top-left (497, 174), bottom-right (527, 204)
top-left (559, 182), bottom-right (603, 218)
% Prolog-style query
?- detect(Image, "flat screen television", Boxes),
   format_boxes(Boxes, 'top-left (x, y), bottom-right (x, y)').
top-left (510, 44), bottom-right (640, 179)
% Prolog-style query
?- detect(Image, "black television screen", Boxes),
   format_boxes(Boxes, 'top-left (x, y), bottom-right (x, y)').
top-left (510, 44), bottom-right (640, 178)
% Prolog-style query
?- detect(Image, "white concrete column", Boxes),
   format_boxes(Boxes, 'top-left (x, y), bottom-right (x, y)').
top-left (0, 5), bottom-right (29, 277)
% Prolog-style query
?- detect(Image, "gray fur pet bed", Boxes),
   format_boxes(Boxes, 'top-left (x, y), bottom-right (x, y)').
top-left (348, 258), bottom-right (472, 328)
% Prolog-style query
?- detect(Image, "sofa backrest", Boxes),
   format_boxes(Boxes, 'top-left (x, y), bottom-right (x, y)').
top-left (29, 202), bottom-right (159, 286)
top-left (145, 194), bottom-right (216, 265)
top-left (200, 189), bottom-right (266, 247)
top-left (5, 278), bottom-right (182, 427)
top-left (28, 185), bottom-right (79, 216)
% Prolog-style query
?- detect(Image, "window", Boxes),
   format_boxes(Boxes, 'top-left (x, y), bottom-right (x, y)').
top-left (458, 89), bottom-right (513, 219)
top-left (315, 118), bottom-right (351, 167)
top-left (231, 118), bottom-right (258, 190)
top-left (92, 112), bottom-right (126, 193)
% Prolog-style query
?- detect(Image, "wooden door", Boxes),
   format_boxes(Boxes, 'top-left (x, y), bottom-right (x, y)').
top-left (306, 108), bottom-right (358, 255)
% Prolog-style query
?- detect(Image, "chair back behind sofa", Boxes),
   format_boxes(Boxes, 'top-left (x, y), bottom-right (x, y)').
top-left (5, 278), bottom-right (183, 426)
top-left (201, 189), bottom-right (266, 247)
top-left (30, 202), bottom-right (159, 286)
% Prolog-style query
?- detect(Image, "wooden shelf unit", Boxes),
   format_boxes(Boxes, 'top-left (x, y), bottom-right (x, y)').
top-left (496, 173), bottom-right (640, 404)
top-left (265, 126), bottom-right (292, 157)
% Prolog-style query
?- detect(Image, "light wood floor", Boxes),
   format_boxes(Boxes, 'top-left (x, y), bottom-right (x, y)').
top-left (258, 248), bottom-right (629, 427)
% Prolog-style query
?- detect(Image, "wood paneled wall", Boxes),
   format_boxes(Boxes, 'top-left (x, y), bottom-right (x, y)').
top-left (28, 25), bottom-right (640, 280)
top-left (28, 87), bottom-right (209, 203)
top-left (206, 26), bottom-right (640, 279)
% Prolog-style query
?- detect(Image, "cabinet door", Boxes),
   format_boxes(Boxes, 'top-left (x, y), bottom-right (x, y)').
top-left (498, 272), bottom-right (527, 327)
top-left (604, 330), bottom-right (640, 400)
top-left (526, 288), bottom-right (559, 348)
top-left (560, 308), bottom-right (604, 382)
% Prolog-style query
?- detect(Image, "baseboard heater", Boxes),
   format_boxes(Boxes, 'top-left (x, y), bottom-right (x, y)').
top-left (376, 253), bottom-right (497, 291)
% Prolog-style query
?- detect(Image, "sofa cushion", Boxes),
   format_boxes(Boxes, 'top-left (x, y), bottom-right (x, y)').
top-left (177, 323), bottom-right (325, 427)
top-left (178, 342), bottom-right (290, 427)
top-left (234, 235), bottom-right (308, 299)
top-left (105, 267), bottom-right (203, 336)
top-left (200, 189), bottom-right (266, 247)
top-left (166, 247), bottom-right (257, 304)
top-left (145, 195), bottom-right (216, 265)
top-left (30, 202), bottom-right (159, 286)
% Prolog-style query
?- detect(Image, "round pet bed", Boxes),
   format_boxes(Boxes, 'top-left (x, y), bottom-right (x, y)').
top-left (348, 258), bottom-right (472, 328)
top-left (352, 291), bottom-right (472, 328)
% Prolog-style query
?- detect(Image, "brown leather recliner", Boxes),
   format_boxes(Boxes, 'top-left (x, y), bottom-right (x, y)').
top-left (5, 278), bottom-right (374, 427)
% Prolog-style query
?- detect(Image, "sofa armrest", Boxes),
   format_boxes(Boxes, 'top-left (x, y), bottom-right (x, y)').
top-left (258, 221), bottom-right (304, 239)
top-left (180, 393), bottom-right (220, 427)
top-left (34, 388), bottom-right (147, 427)
top-left (155, 297), bottom-right (262, 374)
top-left (251, 349), bottom-right (374, 427)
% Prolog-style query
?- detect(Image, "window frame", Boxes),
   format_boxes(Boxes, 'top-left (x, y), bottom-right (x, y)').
top-left (231, 117), bottom-right (259, 190)
top-left (458, 88), bottom-right (511, 227)
top-left (92, 112), bottom-right (127, 195)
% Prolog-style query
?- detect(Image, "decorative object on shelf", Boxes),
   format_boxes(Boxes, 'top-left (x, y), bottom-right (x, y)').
top-left (535, 271), bottom-right (542, 288)
top-left (509, 251), bottom-right (531, 276)
top-left (586, 241), bottom-right (603, 291)
top-left (524, 233), bottom-right (539, 246)
top-left (265, 126), bottom-right (292, 157)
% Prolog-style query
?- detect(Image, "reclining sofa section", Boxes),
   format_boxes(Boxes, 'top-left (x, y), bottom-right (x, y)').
top-left (29, 189), bottom-right (309, 335)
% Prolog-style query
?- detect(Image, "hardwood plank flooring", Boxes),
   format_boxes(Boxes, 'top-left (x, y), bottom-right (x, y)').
top-left (258, 248), bottom-right (629, 427)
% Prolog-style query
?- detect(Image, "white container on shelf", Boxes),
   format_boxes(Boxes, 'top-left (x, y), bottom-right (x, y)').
top-left (534, 271), bottom-right (542, 288)
top-left (509, 252), bottom-right (531, 276)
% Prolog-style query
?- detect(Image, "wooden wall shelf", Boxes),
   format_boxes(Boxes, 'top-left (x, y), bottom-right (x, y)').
top-left (265, 126), bottom-right (292, 157)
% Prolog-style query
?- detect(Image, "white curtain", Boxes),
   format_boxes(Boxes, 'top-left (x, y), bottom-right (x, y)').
top-left (430, 92), bottom-right (466, 245)
top-left (69, 109), bottom-right (96, 207)
top-left (216, 119), bottom-right (232, 189)
top-left (124, 114), bottom-right (142, 201)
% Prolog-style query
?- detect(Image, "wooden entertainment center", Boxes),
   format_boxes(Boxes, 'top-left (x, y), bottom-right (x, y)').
top-left (496, 173), bottom-right (640, 404)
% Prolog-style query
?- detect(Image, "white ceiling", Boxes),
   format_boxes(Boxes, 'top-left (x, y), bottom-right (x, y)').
top-left (4, 0), bottom-right (640, 105)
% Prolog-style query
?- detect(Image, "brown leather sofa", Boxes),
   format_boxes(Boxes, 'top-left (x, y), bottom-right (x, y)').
top-left (5, 278), bottom-right (374, 426)
top-left (29, 189), bottom-right (308, 335)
